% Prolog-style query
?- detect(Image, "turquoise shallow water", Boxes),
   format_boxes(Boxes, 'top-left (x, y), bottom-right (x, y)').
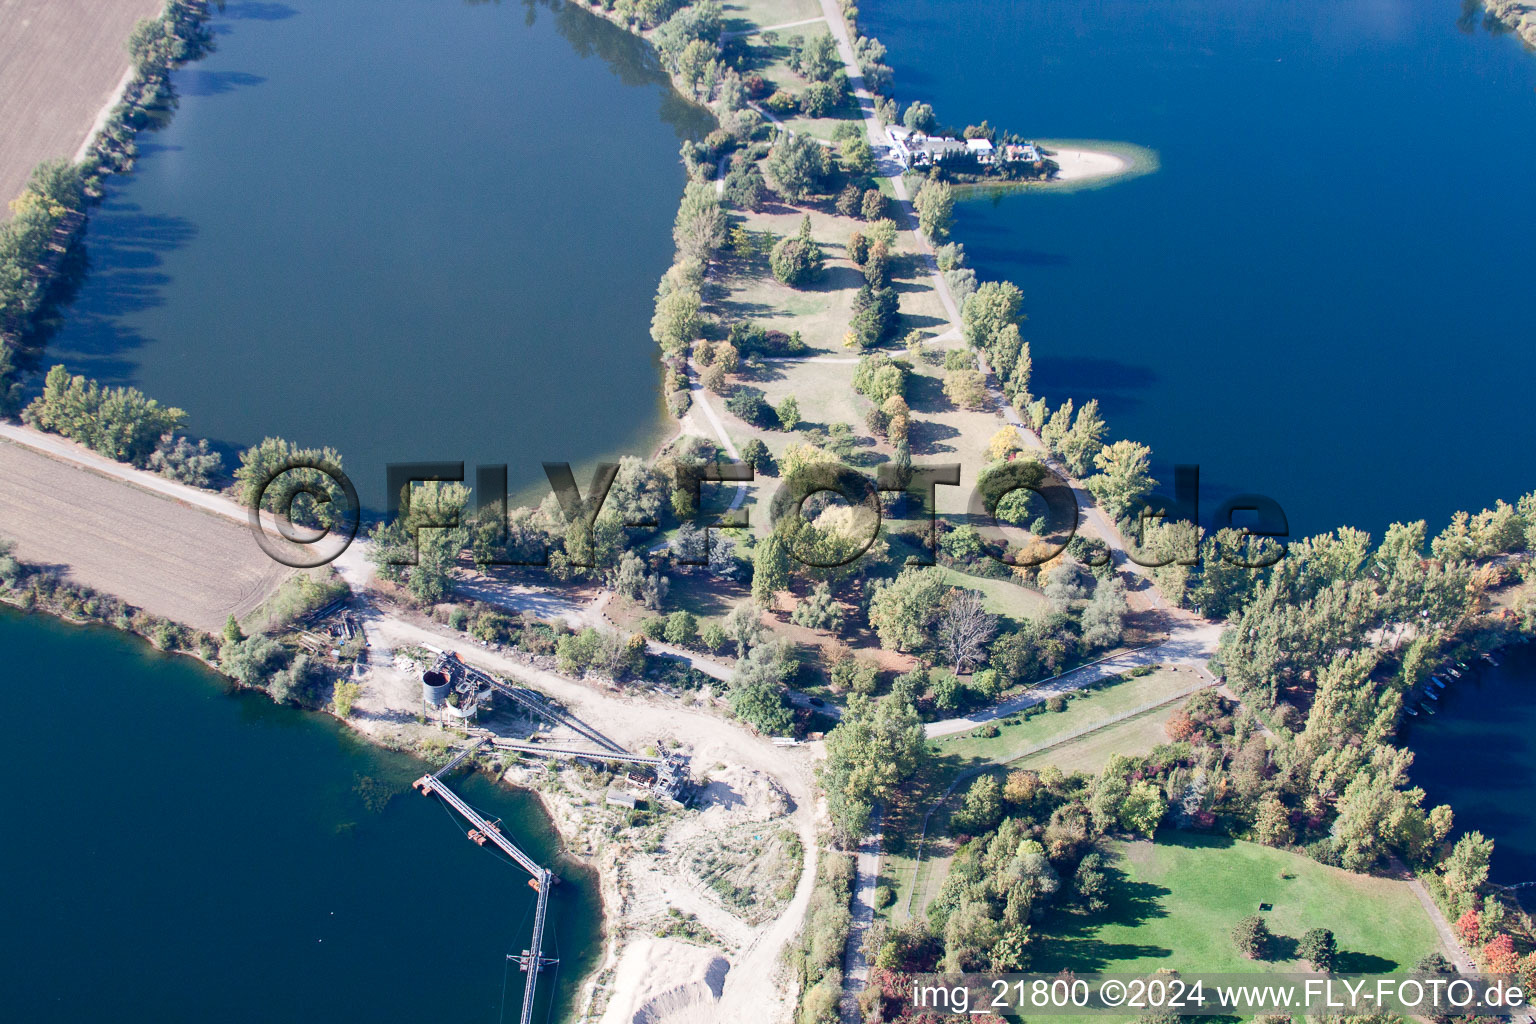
top-left (43, 0), bottom-right (711, 511)
top-left (0, 608), bottom-right (601, 1022)
top-left (862, 0), bottom-right (1536, 541)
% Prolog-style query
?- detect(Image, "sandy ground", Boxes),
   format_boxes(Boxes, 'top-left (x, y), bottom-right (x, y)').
top-left (0, 0), bottom-right (164, 207)
top-left (0, 435), bottom-right (294, 630)
top-left (1050, 146), bottom-right (1132, 182)
top-left (348, 612), bottom-right (824, 1024)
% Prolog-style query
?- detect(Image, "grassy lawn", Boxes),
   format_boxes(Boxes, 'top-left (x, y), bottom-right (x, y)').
top-left (720, 0), bottom-right (825, 37)
top-left (932, 665), bottom-right (1201, 766)
top-left (1019, 702), bottom-right (1186, 775)
top-left (881, 666), bottom-right (1209, 920)
top-left (1038, 832), bottom-right (1442, 978)
top-left (930, 565), bottom-right (1046, 626)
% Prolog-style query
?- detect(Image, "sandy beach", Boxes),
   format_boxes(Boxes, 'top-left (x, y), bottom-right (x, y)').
top-left (1051, 145), bottom-right (1134, 182)
top-left (0, 0), bottom-right (162, 207)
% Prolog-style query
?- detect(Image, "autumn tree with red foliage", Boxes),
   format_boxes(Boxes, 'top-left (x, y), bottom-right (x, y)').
top-left (1456, 909), bottom-right (1482, 946)
top-left (1165, 708), bottom-right (1195, 742)
top-left (1482, 934), bottom-right (1519, 974)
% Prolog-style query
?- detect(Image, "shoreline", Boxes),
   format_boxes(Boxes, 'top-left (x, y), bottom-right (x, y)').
top-left (73, 65), bottom-right (139, 165)
top-left (1482, 1), bottom-right (1536, 50)
top-left (949, 138), bottom-right (1160, 199)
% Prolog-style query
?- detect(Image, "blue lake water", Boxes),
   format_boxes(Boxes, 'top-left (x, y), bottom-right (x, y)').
top-left (0, 608), bottom-right (601, 1022)
top-left (863, 0), bottom-right (1536, 541)
top-left (1408, 644), bottom-right (1536, 886)
top-left (44, 0), bottom-right (710, 511)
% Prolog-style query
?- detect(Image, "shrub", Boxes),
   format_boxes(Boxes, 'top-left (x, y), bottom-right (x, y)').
top-left (770, 216), bottom-right (824, 286)
top-left (725, 387), bottom-right (775, 427)
top-left (664, 610), bottom-right (699, 646)
top-left (1232, 914), bottom-right (1272, 959)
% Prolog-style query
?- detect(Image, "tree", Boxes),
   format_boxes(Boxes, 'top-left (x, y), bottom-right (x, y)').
top-left (1080, 576), bottom-right (1128, 648)
top-left (770, 215), bottom-right (825, 286)
top-left (233, 436), bottom-right (349, 529)
top-left (791, 581), bottom-right (844, 632)
top-left (914, 178), bottom-right (954, 239)
top-left (728, 640), bottom-right (795, 734)
top-left (664, 610), bottom-right (698, 646)
top-left (943, 368), bottom-right (989, 410)
top-left (862, 242), bottom-right (890, 288)
top-left (740, 437), bottom-right (772, 472)
top-left (766, 132), bottom-right (829, 200)
top-left (730, 677), bottom-right (793, 735)
top-left (147, 433), bottom-right (223, 487)
top-left (868, 566), bottom-right (947, 651)
top-left (845, 283), bottom-right (898, 348)
top-left (937, 589), bottom-right (997, 672)
top-left (1232, 914), bottom-right (1272, 959)
top-left (987, 426), bottom-right (1024, 461)
top-left (1440, 831), bottom-right (1494, 903)
top-left (1043, 562), bottom-right (1088, 612)
top-left (1060, 399), bottom-right (1107, 477)
top-left (752, 533), bottom-right (791, 604)
top-left (835, 182), bottom-right (862, 218)
top-left (902, 101), bottom-right (936, 133)
top-left (1253, 794), bottom-right (1294, 847)
top-left (222, 614), bottom-right (244, 646)
top-left (701, 360), bottom-right (728, 393)
top-left (951, 775), bottom-right (1003, 834)
top-left (1297, 928), bottom-right (1338, 972)
top-left (23, 365), bottom-right (186, 466)
top-left (332, 680), bottom-right (362, 718)
top-left (1483, 933), bottom-right (1519, 974)
top-left (820, 691), bottom-right (925, 843)
top-left (651, 276), bottom-right (702, 354)
top-left (861, 188), bottom-right (888, 221)
top-left (798, 32), bottom-right (839, 81)
top-left (1119, 781), bottom-right (1166, 837)
top-left (673, 181), bottom-right (725, 262)
top-left (724, 600), bottom-right (767, 656)
top-left (777, 395), bottom-right (801, 430)
top-left (962, 279), bottom-right (1024, 350)
top-left (724, 161), bottom-right (766, 211)
top-left (852, 352), bottom-right (907, 405)
top-left (368, 481), bottom-right (471, 604)
top-left (840, 136), bottom-right (874, 178)
top-left (726, 386), bottom-right (773, 425)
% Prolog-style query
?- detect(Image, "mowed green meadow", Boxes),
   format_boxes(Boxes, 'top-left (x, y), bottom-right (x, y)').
top-left (1036, 832), bottom-right (1441, 978)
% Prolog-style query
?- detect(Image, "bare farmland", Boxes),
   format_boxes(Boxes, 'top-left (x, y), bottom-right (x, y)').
top-left (0, 0), bottom-right (164, 207)
top-left (0, 437), bottom-right (293, 631)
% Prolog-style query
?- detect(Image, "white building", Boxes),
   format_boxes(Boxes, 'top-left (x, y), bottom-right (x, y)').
top-left (966, 137), bottom-right (995, 164)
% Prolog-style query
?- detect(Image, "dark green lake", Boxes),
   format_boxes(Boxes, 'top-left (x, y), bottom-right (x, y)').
top-left (0, 608), bottom-right (601, 1021)
top-left (45, 0), bottom-right (711, 510)
top-left (863, 0), bottom-right (1536, 541)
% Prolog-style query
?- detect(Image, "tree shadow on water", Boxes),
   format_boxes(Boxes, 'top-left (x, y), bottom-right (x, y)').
top-left (176, 70), bottom-right (268, 97)
top-left (23, 200), bottom-right (198, 388)
top-left (220, 1), bottom-right (300, 20)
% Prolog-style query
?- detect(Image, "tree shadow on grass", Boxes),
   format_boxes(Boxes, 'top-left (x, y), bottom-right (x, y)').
top-left (1036, 852), bottom-right (1174, 973)
top-left (805, 264), bottom-right (865, 294)
top-left (1336, 949), bottom-right (1400, 973)
top-left (908, 418), bottom-right (961, 456)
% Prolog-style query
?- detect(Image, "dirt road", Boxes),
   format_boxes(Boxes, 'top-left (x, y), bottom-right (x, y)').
top-left (361, 612), bottom-right (825, 1024)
